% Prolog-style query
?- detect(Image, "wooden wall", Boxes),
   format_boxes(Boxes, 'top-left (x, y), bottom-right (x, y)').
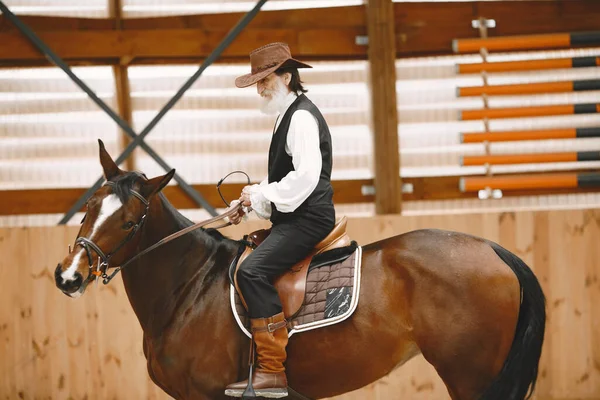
top-left (1, 209), bottom-right (599, 399)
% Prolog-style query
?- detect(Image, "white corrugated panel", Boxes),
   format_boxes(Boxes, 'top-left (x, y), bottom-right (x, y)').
top-left (128, 61), bottom-right (371, 185)
top-left (121, 0), bottom-right (364, 17)
top-left (3, 0), bottom-right (108, 17)
top-left (0, 0), bottom-right (512, 19)
top-left (121, 0), bottom-right (510, 18)
top-left (2, 44), bottom-right (600, 227)
top-left (0, 66), bottom-right (119, 226)
top-left (0, 61), bottom-right (372, 227)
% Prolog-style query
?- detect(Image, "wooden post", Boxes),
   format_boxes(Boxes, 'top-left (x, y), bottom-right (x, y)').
top-left (113, 63), bottom-right (135, 171)
top-left (366, 0), bottom-right (401, 214)
top-left (110, 0), bottom-right (135, 171)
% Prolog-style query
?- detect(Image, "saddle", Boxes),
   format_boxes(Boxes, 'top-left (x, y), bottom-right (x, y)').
top-left (233, 216), bottom-right (352, 318)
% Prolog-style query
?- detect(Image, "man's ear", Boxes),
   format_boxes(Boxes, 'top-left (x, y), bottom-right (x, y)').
top-left (283, 72), bottom-right (292, 86)
top-left (140, 169), bottom-right (176, 200)
top-left (98, 139), bottom-right (123, 180)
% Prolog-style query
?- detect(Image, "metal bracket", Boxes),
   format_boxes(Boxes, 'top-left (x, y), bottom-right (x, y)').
top-left (361, 185), bottom-right (376, 196)
top-left (355, 35), bottom-right (369, 46)
top-left (478, 187), bottom-right (503, 200)
top-left (471, 18), bottom-right (496, 29)
top-left (360, 182), bottom-right (414, 196)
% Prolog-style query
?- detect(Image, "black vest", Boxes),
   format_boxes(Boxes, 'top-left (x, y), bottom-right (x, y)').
top-left (268, 94), bottom-right (334, 224)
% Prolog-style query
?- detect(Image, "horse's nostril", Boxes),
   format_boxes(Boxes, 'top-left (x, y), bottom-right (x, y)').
top-left (62, 273), bottom-right (83, 292)
top-left (55, 264), bottom-right (63, 284)
top-left (55, 266), bottom-right (83, 292)
top-left (73, 272), bottom-right (83, 287)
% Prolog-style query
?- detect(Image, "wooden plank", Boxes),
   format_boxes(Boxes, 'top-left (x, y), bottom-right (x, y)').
top-left (0, 15), bottom-right (114, 32)
top-left (1, 177), bottom-right (598, 216)
top-left (0, 7), bottom-right (366, 32)
top-left (477, 0), bottom-right (600, 38)
top-left (395, 0), bottom-right (600, 56)
top-left (0, 29), bottom-right (302, 62)
top-left (367, 0), bottom-right (401, 215)
top-left (394, 2), bottom-right (477, 56)
top-left (2, 1), bottom-right (600, 66)
top-left (2, 209), bottom-right (600, 398)
top-left (0, 180), bottom-right (374, 216)
top-left (0, 27), bottom-right (367, 64)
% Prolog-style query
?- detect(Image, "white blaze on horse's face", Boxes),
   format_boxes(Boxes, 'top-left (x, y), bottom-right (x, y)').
top-left (60, 194), bottom-right (123, 285)
top-left (90, 194), bottom-right (123, 240)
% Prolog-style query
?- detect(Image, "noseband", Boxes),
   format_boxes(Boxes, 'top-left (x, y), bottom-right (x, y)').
top-left (74, 181), bottom-right (149, 286)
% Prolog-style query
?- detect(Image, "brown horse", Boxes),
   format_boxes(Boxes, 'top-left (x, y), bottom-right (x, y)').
top-left (54, 140), bottom-right (546, 400)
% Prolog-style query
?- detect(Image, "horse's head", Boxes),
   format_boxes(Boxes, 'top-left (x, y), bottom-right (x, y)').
top-left (55, 139), bottom-right (175, 298)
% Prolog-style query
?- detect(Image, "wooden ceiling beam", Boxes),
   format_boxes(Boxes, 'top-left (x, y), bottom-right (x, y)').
top-left (0, 28), bottom-right (365, 63)
top-left (1, 1), bottom-right (599, 67)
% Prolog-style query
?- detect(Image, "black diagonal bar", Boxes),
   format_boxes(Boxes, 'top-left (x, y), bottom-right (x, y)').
top-left (0, 0), bottom-right (216, 220)
top-left (103, 0), bottom-right (268, 217)
top-left (0, 0), bottom-right (268, 223)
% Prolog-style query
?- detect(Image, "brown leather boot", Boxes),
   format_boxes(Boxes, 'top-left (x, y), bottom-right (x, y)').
top-left (225, 312), bottom-right (288, 398)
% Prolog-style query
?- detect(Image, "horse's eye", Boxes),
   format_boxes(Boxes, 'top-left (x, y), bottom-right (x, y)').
top-left (122, 221), bottom-right (134, 230)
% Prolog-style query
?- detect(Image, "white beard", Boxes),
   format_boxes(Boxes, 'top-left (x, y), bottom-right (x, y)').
top-left (259, 79), bottom-right (289, 115)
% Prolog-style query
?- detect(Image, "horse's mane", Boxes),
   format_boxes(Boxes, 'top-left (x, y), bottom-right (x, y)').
top-left (110, 171), bottom-right (236, 244)
top-left (159, 192), bottom-right (234, 243)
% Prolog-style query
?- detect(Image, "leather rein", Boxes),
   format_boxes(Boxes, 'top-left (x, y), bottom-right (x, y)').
top-left (101, 202), bottom-right (242, 285)
top-left (75, 180), bottom-right (243, 286)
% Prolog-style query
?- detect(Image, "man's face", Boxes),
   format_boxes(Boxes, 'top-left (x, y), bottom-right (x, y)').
top-left (257, 73), bottom-right (284, 98)
top-left (256, 72), bottom-right (290, 115)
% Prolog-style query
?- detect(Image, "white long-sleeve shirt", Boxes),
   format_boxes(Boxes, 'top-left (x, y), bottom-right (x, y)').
top-left (247, 91), bottom-right (322, 220)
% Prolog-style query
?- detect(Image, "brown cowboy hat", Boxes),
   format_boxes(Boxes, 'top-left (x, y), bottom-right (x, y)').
top-left (235, 42), bottom-right (312, 88)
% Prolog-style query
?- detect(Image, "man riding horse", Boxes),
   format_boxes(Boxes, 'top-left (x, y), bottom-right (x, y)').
top-left (225, 42), bottom-right (336, 398)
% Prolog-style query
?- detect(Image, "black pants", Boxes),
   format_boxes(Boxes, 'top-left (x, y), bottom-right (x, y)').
top-left (237, 207), bottom-right (335, 319)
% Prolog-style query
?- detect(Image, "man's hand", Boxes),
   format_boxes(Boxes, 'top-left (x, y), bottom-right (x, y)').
top-left (229, 202), bottom-right (246, 225)
top-left (229, 189), bottom-right (252, 225)
top-left (239, 191), bottom-right (252, 208)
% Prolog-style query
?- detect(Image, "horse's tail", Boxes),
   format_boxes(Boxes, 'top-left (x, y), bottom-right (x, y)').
top-left (479, 242), bottom-right (546, 400)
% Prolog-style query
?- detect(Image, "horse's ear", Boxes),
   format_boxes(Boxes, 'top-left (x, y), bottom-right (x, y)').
top-left (140, 169), bottom-right (175, 199)
top-left (98, 139), bottom-right (123, 180)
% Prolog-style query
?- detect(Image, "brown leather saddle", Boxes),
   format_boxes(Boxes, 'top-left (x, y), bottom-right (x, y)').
top-left (233, 216), bottom-right (352, 318)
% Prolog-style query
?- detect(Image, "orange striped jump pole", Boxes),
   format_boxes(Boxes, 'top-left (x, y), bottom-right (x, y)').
top-left (459, 172), bottom-right (600, 192)
top-left (460, 103), bottom-right (600, 121)
top-left (461, 151), bottom-right (600, 166)
top-left (453, 31), bottom-right (600, 53)
top-left (457, 56), bottom-right (600, 74)
top-left (457, 79), bottom-right (600, 97)
top-left (461, 127), bottom-right (600, 143)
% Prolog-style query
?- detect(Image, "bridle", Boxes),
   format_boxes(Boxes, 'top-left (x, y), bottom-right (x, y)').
top-left (73, 181), bottom-right (150, 287)
top-left (72, 177), bottom-right (245, 286)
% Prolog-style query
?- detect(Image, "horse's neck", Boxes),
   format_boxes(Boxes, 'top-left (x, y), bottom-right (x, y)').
top-left (121, 197), bottom-right (235, 335)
